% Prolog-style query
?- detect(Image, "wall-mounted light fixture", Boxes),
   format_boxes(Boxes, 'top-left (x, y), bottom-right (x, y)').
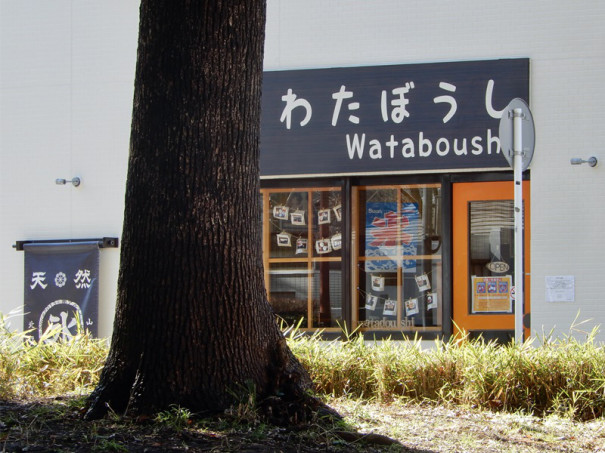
top-left (55, 177), bottom-right (81, 187)
top-left (570, 157), bottom-right (598, 167)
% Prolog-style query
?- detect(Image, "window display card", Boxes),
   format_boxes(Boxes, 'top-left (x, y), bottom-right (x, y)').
top-left (295, 238), bottom-right (308, 254)
top-left (273, 205), bottom-right (289, 220)
top-left (276, 232), bottom-right (292, 247)
top-left (315, 238), bottom-right (332, 254)
top-left (371, 275), bottom-right (385, 292)
top-left (318, 209), bottom-right (331, 225)
top-left (471, 276), bottom-right (512, 313)
top-left (426, 292), bottom-right (438, 310)
top-left (333, 204), bottom-right (342, 222)
top-left (415, 273), bottom-right (431, 292)
top-left (383, 298), bottom-right (397, 316)
top-left (290, 210), bottom-right (306, 225)
top-left (331, 233), bottom-right (342, 250)
top-left (405, 298), bottom-right (419, 316)
top-left (365, 294), bottom-right (378, 311)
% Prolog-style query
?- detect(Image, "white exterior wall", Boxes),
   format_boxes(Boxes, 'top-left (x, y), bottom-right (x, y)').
top-left (0, 1), bottom-right (139, 336)
top-left (1, 1), bottom-right (604, 340)
top-left (264, 0), bottom-right (605, 341)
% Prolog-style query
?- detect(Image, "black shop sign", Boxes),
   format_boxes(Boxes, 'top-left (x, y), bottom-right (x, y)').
top-left (260, 58), bottom-right (529, 177)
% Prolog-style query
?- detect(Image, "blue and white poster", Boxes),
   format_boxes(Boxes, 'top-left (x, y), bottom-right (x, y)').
top-left (24, 242), bottom-right (99, 342)
top-left (365, 202), bottom-right (420, 273)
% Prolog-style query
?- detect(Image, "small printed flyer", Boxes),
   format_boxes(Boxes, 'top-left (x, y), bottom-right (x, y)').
top-left (545, 275), bottom-right (574, 303)
top-left (471, 275), bottom-right (512, 313)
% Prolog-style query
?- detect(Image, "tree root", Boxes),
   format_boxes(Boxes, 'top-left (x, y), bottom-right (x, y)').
top-left (258, 392), bottom-right (341, 427)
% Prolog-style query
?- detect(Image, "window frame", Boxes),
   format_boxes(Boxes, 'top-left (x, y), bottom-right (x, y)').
top-left (262, 186), bottom-right (345, 331)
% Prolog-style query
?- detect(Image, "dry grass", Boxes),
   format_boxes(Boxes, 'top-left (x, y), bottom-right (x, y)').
top-left (1, 312), bottom-right (605, 421)
top-left (288, 325), bottom-right (605, 421)
top-left (0, 312), bottom-right (107, 400)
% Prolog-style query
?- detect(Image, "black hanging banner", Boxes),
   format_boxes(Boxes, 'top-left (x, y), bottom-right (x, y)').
top-left (23, 242), bottom-right (99, 342)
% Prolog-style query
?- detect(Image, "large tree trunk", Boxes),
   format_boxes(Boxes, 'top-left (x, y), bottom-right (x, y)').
top-left (85, 0), bottom-right (313, 420)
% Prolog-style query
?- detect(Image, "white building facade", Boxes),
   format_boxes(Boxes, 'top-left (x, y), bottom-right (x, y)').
top-left (1, 1), bottom-right (603, 341)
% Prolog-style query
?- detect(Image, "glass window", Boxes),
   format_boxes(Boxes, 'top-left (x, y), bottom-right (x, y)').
top-left (468, 200), bottom-right (514, 313)
top-left (354, 184), bottom-right (443, 332)
top-left (268, 262), bottom-right (309, 326)
top-left (263, 187), bottom-right (343, 330)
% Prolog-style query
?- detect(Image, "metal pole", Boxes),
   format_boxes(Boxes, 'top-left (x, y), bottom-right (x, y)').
top-left (513, 108), bottom-right (524, 343)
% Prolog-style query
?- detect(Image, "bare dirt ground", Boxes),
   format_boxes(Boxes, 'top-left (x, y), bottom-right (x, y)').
top-left (1, 396), bottom-right (604, 452)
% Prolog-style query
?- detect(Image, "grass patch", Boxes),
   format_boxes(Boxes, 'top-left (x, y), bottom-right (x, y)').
top-left (287, 326), bottom-right (605, 420)
top-left (1, 311), bottom-right (605, 420)
top-left (0, 312), bottom-right (108, 400)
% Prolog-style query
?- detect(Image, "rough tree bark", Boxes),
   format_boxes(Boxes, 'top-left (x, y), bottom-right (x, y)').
top-left (85, 0), bottom-right (314, 421)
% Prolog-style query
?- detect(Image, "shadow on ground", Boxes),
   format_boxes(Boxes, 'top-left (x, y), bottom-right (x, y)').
top-left (0, 397), bottom-right (434, 452)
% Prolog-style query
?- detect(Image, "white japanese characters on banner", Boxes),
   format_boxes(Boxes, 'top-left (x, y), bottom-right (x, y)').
top-left (24, 242), bottom-right (99, 342)
top-left (260, 59), bottom-right (529, 177)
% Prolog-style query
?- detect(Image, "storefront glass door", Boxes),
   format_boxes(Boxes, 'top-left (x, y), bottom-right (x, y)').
top-left (452, 181), bottom-right (530, 341)
top-left (352, 184), bottom-right (443, 333)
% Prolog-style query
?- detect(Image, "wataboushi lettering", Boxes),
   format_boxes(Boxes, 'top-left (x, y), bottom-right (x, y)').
top-left (369, 139), bottom-right (382, 159)
top-left (454, 138), bottom-right (467, 156)
top-left (419, 132), bottom-right (431, 157)
top-left (471, 136), bottom-right (483, 155)
top-left (436, 138), bottom-right (449, 156)
top-left (345, 130), bottom-right (501, 160)
top-left (486, 128), bottom-right (500, 154)
top-left (346, 133), bottom-right (365, 159)
top-left (401, 138), bottom-right (414, 158)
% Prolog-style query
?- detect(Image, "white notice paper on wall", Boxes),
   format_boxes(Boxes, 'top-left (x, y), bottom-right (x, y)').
top-left (545, 276), bottom-right (575, 303)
